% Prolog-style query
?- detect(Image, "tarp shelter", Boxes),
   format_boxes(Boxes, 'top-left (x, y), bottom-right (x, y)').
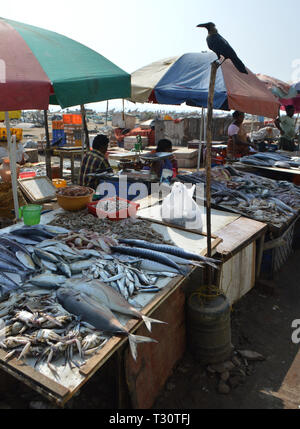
top-left (130, 52), bottom-right (280, 119)
top-left (0, 17), bottom-right (131, 218)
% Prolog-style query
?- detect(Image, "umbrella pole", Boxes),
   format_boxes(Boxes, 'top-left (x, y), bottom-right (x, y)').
top-left (197, 107), bottom-right (204, 172)
top-left (81, 105), bottom-right (90, 151)
top-left (106, 101), bottom-right (109, 126)
top-left (5, 112), bottom-right (19, 221)
top-left (206, 61), bottom-right (218, 287)
top-left (44, 110), bottom-right (52, 180)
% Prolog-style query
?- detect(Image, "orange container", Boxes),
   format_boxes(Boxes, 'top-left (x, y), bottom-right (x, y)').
top-left (56, 188), bottom-right (94, 212)
top-left (52, 179), bottom-right (67, 188)
top-left (63, 114), bottom-right (82, 125)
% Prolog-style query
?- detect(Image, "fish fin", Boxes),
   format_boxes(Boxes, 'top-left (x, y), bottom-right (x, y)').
top-left (128, 334), bottom-right (158, 361)
top-left (142, 316), bottom-right (168, 332)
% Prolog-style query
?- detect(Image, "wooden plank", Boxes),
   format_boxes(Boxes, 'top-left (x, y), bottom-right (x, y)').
top-left (216, 217), bottom-right (267, 259)
top-left (78, 274), bottom-right (191, 379)
top-left (0, 349), bottom-right (70, 403)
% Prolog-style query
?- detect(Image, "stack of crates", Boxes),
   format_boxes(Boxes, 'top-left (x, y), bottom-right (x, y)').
top-left (63, 114), bottom-right (83, 147)
top-left (52, 120), bottom-right (66, 147)
top-left (0, 128), bottom-right (23, 142)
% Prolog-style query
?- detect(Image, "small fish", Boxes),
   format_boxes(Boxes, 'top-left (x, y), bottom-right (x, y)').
top-left (138, 259), bottom-right (182, 275)
top-left (41, 259), bottom-right (57, 273)
top-left (57, 261), bottom-right (72, 278)
top-left (0, 247), bottom-right (30, 272)
top-left (0, 236), bottom-right (31, 256)
top-left (0, 272), bottom-right (21, 291)
top-left (70, 260), bottom-right (93, 274)
top-left (15, 251), bottom-right (36, 272)
top-left (57, 288), bottom-right (157, 361)
top-left (43, 225), bottom-right (70, 235)
top-left (2, 233), bottom-right (41, 245)
top-left (34, 248), bottom-right (59, 264)
top-left (29, 273), bottom-right (67, 288)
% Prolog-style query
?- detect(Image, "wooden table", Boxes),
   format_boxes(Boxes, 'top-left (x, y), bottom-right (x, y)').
top-left (0, 210), bottom-right (219, 407)
top-left (55, 148), bottom-right (85, 184)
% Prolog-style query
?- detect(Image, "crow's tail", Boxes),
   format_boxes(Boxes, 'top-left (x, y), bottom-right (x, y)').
top-left (231, 55), bottom-right (248, 74)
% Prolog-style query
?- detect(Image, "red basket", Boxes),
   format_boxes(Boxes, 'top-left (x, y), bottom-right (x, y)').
top-left (19, 171), bottom-right (36, 179)
top-left (88, 197), bottom-right (140, 222)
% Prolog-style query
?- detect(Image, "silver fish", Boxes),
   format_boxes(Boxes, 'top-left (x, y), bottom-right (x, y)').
top-left (118, 240), bottom-right (221, 269)
top-left (15, 251), bottom-right (36, 271)
top-left (67, 278), bottom-right (166, 332)
top-left (70, 260), bottom-right (93, 274)
top-left (34, 248), bottom-right (59, 264)
top-left (0, 272), bottom-right (21, 290)
top-left (57, 262), bottom-right (72, 278)
top-left (29, 273), bottom-right (67, 288)
top-left (0, 236), bottom-right (31, 256)
top-left (111, 246), bottom-right (186, 275)
top-left (57, 288), bottom-right (157, 361)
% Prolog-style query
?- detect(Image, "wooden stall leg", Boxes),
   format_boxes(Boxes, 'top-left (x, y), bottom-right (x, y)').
top-left (71, 154), bottom-right (75, 184)
top-left (256, 233), bottom-right (266, 280)
top-left (60, 154), bottom-right (64, 180)
top-left (115, 347), bottom-right (131, 409)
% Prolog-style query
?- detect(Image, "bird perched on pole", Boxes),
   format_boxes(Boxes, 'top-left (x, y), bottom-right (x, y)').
top-left (197, 22), bottom-right (248, 74)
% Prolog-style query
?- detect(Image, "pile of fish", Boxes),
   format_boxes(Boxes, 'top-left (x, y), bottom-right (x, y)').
top-left (0, 289), bottom-right (108, 374)
top-left (49, 211), bottom-right (172, 244)
top-left (177, 167), bottom-right (300, 228)
top-left (240, 152), bottom-right (300, 170)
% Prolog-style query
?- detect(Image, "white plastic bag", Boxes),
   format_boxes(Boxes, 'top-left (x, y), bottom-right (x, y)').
top-left (161, 182), bottom-right (203, 231)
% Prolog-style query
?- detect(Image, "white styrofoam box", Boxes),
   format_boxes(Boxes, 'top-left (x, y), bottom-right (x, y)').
top-left (176, 158), bottom-right (198, 168)
top-left (124, 136), bottom-right (148, 151)
top-left (173, 148), bottom-right (199, 160)
top-left (112, 113), bottom-right (136, 129)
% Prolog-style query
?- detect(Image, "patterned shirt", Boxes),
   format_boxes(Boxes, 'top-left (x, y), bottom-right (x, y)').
top-left (79, 149), bottom-right (111, 190)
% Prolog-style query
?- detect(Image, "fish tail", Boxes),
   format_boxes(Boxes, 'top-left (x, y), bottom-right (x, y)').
top-left (142, 316), bottom-right (168, 332)
top-left (128, 334), bottom-right (158, 361)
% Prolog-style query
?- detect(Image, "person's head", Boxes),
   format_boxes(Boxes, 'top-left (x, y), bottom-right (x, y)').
top-left (156, 139), bottom-right (173, 153)
top-left (93, 134), bottom-right (109, 154)
top-left (233, 111), bottom-right (245, 125)
top-left (286, 105), bottom-right (295, 118)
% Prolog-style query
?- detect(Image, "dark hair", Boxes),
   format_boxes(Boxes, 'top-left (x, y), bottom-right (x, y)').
top-left (93, 134), bottom-right (109, 151)
top-left (233, 111), bottom-right (244, 119)
top-left (156, 139), bottom-right (172, 152)
top-left (286, 105), bottom-right (295, 111)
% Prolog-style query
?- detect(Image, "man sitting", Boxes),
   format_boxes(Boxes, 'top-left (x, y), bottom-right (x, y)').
top-left (79, 134), bottom-right (112, 190)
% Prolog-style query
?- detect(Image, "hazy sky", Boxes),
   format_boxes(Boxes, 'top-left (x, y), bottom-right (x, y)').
top-left (2, 0), bottom-right (300, 112)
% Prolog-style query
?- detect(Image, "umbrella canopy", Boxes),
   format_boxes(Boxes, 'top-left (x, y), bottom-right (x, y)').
top-left (131, 52), bottom-right (280, 118)
top-left (256, 73), bottom-right (300, 113)
top-left (0, 17), bottom-right (131, 110)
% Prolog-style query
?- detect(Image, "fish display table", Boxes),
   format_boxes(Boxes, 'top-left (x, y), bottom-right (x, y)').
top-left (0, 210), bottom-right (220, 407)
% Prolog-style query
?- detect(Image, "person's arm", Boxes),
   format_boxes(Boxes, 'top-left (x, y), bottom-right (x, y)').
top-left (274, 117), bottom-right (284, 135)
top-left (232, 135), bottom-right (255, 148)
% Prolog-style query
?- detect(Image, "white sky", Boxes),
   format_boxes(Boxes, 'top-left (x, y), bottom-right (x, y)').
top-left (2, 0), bottom-right (300, 113)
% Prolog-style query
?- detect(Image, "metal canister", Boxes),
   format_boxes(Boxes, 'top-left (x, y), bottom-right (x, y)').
top-left (187, 290), bottom-right (232, 365)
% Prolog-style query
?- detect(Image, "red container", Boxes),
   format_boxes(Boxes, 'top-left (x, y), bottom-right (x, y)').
top-left (19, 171), bottom-right (36, 179)
top-left (88, 197), bottom-right (140, 221)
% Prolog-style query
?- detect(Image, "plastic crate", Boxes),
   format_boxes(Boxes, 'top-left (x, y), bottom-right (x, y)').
top-left (63, 114), bottom-right (82, 125)
top-left (88, 197), bottom-right (140, 221)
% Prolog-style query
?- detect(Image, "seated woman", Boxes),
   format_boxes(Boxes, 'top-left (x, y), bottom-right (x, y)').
top-left (151, 139), bottom-right (178, 180)
top-left (227, 111), bottom-right (255, 160)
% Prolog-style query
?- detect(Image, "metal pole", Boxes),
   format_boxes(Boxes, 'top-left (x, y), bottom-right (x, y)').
top-left (206, 61), bottom-right (218, 287)
top-left (5, 112), bottom-right (19, 220)
top-left (81, 104), bottom-right (90, 151)
top-left (44, 110), bottom-right (52, 180)
top-left (197, 107), bottom-right (204, 172)
top-left (106, 101), bottom-right (109, 126)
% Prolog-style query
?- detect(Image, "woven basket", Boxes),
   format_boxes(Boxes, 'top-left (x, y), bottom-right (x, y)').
top-left (0, 183), bottom-right (26, 219)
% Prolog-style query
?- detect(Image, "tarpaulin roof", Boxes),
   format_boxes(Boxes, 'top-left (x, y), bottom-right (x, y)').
top-left (0, 17), bottom-right (131, 110)
top-left (131, 52), bottom-right (280, 118)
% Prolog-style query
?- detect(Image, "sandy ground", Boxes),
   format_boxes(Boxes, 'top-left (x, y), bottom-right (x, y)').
top-left (0, 222), bottom-right (300, 410)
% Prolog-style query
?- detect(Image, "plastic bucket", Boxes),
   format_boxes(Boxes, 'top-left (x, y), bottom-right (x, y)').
top-left (19, 205), bottom-right (42, 226)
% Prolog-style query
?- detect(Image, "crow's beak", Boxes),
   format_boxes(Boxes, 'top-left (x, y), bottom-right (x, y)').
top-left (197, 23), bottom-right (208, 28)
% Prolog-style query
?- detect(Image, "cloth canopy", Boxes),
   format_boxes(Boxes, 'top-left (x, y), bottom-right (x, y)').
top-left (130, 52), bottom-right (280, 118)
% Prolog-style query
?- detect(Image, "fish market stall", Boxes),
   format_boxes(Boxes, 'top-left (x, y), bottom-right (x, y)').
top-left (137, 197), bottom-right (267, 306)
top-left (177, 166), bottom-right (300, 279)
top-left (0, 209), bottom-right (221, 407)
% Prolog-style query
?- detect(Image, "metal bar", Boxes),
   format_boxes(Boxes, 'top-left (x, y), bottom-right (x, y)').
top-left (5, 113), bottom-right (19, 220)
top-left (44, 110), bottom-right (52, 180)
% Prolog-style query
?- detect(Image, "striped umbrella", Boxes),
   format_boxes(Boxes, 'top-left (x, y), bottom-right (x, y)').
top-left (131, 52), bottom-right (280, 119)
top-left (0, 17), bottom-right (131, 219)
